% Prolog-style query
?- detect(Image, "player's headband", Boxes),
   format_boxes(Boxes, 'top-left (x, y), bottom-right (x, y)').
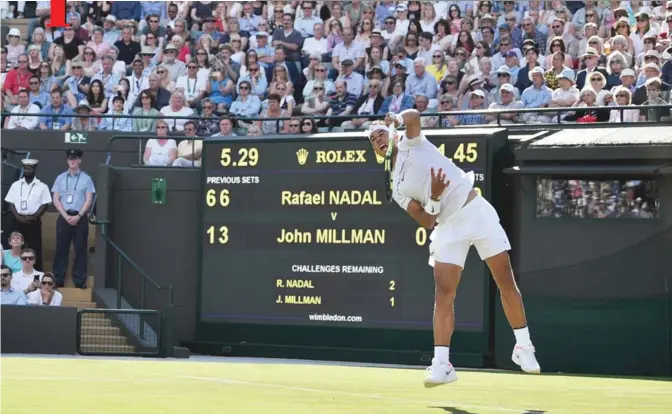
top-left (368, 124), bottom-right (390, 139)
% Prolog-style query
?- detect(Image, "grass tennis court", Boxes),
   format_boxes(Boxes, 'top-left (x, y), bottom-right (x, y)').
top-left (2, 356), bottom-right (671, 414)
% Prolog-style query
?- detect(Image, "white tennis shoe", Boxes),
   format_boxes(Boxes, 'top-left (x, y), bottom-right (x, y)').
top-left (423, 360), bottom-right (458, 388)
top-left (512, 344), bottom-right (541, 374)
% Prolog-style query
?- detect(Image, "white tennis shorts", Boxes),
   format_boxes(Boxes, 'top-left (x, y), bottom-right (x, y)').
top-left (428, 195), bottom-right (510, 269)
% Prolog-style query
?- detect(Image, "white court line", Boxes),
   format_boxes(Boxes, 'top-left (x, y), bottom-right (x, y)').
top-left (3, 376), bottom-right (184, 384)
top-left (182, 375), bottom-right (530, 413)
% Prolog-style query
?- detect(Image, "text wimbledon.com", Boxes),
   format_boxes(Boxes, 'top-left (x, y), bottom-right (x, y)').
top-left (308, 313), bottom-right (363, 323)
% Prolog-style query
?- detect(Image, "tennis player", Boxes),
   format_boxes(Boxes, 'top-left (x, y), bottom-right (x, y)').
top-left (368, 110), bottom-right (540, 388)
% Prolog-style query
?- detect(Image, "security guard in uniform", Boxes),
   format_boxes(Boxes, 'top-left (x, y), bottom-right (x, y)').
top-left (4, 159), bottom-right (52, 271)
top-left (51, 149), bottom-right (96, 288)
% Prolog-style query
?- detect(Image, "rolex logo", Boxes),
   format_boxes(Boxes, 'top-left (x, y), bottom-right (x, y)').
top-left (374, 152), bottom-right (385, 164)
top-left (296, 148), bottom-right (309, 165)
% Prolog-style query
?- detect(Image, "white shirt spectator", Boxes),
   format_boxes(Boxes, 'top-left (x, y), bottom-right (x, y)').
top-left (11, 269), bottom-right (43, 293)
top-left (126, 73), bottom-right (149, 104)
top-left (6, 103), bottom-right (41, 130)
top-left (175, 75), bottom-right (206, 102)
top-left (160, 105), bottom-right (194, 132)
top-left (27, 289), bottom-right (63, 306)
top-left (332, 42), bottom-right (366, 65)
top-left (4, 177), bottom-right (52, 216)
top-left (417, 44), bottom-right (442, 65)
top-left (144, 139), bottom-right (178, 166)
top-left (302, 36), bottom-right (328, 57)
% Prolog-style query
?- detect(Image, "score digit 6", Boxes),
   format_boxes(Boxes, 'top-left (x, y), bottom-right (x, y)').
top-left (206, 189), bottom-right (230, 207)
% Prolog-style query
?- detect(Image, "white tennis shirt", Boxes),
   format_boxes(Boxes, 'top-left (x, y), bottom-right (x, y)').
top-left (392, 133), bottom-right (475, 226)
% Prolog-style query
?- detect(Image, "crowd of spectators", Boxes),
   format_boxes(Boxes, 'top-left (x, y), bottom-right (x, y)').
top-left (2, 1), bottom-right (672, 146)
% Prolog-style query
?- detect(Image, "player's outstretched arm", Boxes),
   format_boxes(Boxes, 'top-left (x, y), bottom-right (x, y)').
top-left (385, 109), bottom-right (422, 139)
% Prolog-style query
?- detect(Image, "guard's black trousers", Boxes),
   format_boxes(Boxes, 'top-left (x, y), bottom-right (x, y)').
top-left (53, 215), bottom-right (88, 287)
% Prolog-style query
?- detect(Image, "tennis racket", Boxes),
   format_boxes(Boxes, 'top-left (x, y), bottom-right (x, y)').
top-left (384, 119), bottom-right (397, 203)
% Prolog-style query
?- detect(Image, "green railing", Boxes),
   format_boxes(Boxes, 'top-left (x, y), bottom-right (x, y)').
top-left (88, 199), bottom-right (175, 357)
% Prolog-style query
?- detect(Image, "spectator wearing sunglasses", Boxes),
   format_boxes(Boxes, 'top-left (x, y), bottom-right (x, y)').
top-left (26, 273), bottom-right (62, 306)
top-left (11, 248), bottom-right (43, 295)
top-left (0, 265), bottom-right (27, 306)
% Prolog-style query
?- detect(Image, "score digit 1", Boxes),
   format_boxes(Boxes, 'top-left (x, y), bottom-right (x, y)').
top-left (438, 143), bottom-right (478, 163)
top-left (389, 280), bottom-right (396, 307)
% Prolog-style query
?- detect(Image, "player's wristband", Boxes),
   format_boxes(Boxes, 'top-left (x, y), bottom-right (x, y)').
top-left (424, 198), bottom-right (441, 216)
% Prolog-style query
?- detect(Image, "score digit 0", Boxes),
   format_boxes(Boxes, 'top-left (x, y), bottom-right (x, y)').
top-left (220, 148), bottom-right (259, 167)
top-left (206, 189), bottom-right (230, 207)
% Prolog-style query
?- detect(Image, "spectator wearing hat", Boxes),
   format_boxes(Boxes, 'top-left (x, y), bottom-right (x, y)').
top-left (71, 100), bottom-right (98, 131)
top-left (618, 68), bottom-right (638, 94)
top-left (633, 63), bottom-right (670, 105)
top-left (548, 68), bottom-right (580, 121)
top-left (609, 86), bottom-right (640, 123)
top-left (575, 47), bottom-right (609, 90)
top-left (6, 28), bottom-right (25, 66)
top-left (521, 66), bottom-right (553, 123)
top-left (51, 149), bottom-right (95, 289)
top-left (1, 265), bottom-right (27, 306)
top-left (102, 16), bottom-right (121, 45)
top-left (39, 89), bottom-right (74, 131)
top-left (406, 57), bottom-right (438, 101)
top-left (337, 59), bottom-right (365, 97)
top-left (630, 12), bottom-right (658, 58)
top-left (63, 60), bottom-right (91, 108)
top-left (4, 159), bottom-right (51, 271)
top-left (161, 43), bottom-right (186, 82)
top-left (485, 83), bottom-right (524, 125)
top-left (4, 89), bottom-right (40, 130)
top-left (636, 50), bottom-right (662, 87)
top-left (143, 119), bottom-right (178, 166)
top-left (98, 95), bottom-right (131, 131)
top-left (489, 66), bottom-right (520, 103)
top-left (3, 53), bottom-right (31, 107)
top-left (455, 89), bottom-right (488, 126)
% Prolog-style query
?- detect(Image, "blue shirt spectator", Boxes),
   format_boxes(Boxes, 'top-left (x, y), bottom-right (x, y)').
top-left (99, 97), bottom-right (132, 131)
top-left (1, 288), bottom-right (27, 305)
top-left (405, 60), bottom-right (438, 100)
top-left (237, 74), bottom-right (268, 97)
top-left (39, 92), bottom-right (74, 130)
top-left (230, 82), bottom-right (262, 117)
top-left (111, 1), bottom-right (142, 22)
top-left (140, 1), bottom-right (166, 20)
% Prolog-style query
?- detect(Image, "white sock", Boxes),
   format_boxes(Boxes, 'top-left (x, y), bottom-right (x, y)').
top-left (514, 327), bottom-right (532, 346)
top-left (434, 346), bottom-right (450, 363)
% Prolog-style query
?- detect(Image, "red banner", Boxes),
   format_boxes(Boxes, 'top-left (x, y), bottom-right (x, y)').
top-left (47, 0), bottom-right (69, 28)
